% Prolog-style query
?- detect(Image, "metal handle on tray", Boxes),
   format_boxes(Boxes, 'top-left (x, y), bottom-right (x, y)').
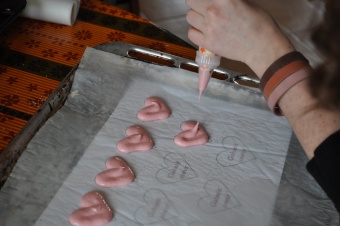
top-left (96, 42), bottom-right (260, 86)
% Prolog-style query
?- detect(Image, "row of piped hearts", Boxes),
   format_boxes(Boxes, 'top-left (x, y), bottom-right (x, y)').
top-left (117, 96), bottom-right (209, 152)
top-left (96, 97), bottom-right (209, 187)
top-left (69, 96), bottom-right (209, 226)
top-left (69, 157), bottom-right (133, 226)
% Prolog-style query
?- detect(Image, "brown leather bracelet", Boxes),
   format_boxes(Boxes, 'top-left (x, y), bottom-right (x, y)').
top-left (259, 51), bottom-right (309, 92)
top-left (268, 67), bottom-right (311, 116)
top-left (263, 60), bottom-right (309, 99)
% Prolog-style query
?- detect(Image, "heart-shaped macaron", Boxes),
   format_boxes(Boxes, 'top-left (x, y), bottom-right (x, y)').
top-left (69, 191), bottom-right (113, 226)
top-left (95, 156), bottom-right (135, 187)
top-left (174, 121), bottom-right (209, 147)
top-left (137, 97), bottom-right (171, 121)
top-left (117, 125), bottom-right (154, 153)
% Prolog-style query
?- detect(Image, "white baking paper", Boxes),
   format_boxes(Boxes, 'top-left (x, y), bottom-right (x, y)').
top-left (34, 47), bottom-right (292, 226)
top-left (21, 0), bottom-right (80, 25)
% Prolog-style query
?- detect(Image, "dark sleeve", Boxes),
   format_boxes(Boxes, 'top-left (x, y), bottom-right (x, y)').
top-left (306, 130), bottom-right (340, 213)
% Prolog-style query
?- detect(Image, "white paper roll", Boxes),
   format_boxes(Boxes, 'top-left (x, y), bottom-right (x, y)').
top-left (21, 0), bottom-right (81, 26)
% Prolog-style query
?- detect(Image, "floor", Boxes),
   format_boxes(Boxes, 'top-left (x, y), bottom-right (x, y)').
top-left (117, 0), bottom-right (326, 73)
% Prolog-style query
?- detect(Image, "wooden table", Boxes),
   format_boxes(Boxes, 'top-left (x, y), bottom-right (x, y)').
top-left (0, 0), bottom-right (196, 154)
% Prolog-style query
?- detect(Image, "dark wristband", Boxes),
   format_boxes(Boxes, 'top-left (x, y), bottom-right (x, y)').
top-left (259, 51), bottom-right (309, 92)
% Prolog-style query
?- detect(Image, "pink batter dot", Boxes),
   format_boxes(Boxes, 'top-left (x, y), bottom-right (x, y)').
top-left (174, 121), bottom-right (209, 147)
top-left (137, 96), bottom-right (171, 121)
top-left (95, 156), bottom-right (135, 187)
top-left (117, 125), bottom-right (154, 153)
top-left (69, 191), bottom-right (113, 226)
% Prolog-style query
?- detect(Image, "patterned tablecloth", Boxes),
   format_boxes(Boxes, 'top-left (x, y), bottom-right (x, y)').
top-left (0, 0), bottom-right (196, 153)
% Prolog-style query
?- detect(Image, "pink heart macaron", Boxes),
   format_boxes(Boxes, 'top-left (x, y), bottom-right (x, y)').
top-left (95, 156), bottom-right (135, 187)
top-left (117, 125), bottom-right (154, 153)
top-left (137, 97), bottom-right (171, 121)
top-left (174, 121), bottom-right (209, 147)
top-left (69, 191), bottom-right (113, 226)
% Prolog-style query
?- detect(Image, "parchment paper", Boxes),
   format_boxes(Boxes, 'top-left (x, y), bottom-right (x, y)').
top-left (28, 47), bottom-right (293, 226)
top-left (21, 0), bottom-right (80, 25)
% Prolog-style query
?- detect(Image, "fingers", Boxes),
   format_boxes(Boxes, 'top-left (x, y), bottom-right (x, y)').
top-left (187, 26), bottom-right (204, 47)
top-left (185, 0), bottom-right (294, 76)
top-left (186, 9), bottom-right (205, 33)
top-left (186, 0), bottom-right (208, 15)
top-left (186, 6), bottom-right (206, 47)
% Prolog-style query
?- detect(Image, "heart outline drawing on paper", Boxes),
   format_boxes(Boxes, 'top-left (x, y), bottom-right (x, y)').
top-left (69, 191), bottom-right (113, 226)
top-left (197, 179), bottom-right (240, 213)
top-left (117, 125), bottom-right (154, 153)
top-left (156, 152), bottom-right (198, 184)
top-left (216, 136), bottom-right (256, 167)
top-left (95, 156), bottom-right (135, 187)
top-left (134, 189), bottom-right (178, 225)
top-left (137, 96), bottom-right (171, 122)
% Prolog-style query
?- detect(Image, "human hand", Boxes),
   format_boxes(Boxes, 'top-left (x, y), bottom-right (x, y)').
top-left (186, 0), bottom-right (295, 77)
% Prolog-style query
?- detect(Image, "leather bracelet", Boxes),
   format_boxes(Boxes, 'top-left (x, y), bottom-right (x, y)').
top-left (263, 60), bottom-right (309, 99)
top-left (260, 51), bottom-right (309, 92)
top-left (267, 67), bottom-right (311, 116)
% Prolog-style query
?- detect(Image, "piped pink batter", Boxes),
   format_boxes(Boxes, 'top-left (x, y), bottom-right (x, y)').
top-left (198, 66), bottom-right (213, 100)
top-left (117, 125), bottom-right (154, 153)
top-left (69, 191), bottom-right (113, 226)
top-left (174, 121), bottom-right (209, 147)
top-left (137, 96), bottom-right (171, 121)
top-left (95, 156), bottom-right (135, 187)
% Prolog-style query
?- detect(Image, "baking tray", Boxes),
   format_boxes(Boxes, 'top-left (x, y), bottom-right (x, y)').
top-left (0, 42), bottom-right (338, 225)
top-left (0, 42), bottom-right (259, 187)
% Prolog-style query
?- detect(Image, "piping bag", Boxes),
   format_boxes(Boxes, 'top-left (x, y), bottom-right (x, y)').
top-left (195, 47), bottom-right (221, 100)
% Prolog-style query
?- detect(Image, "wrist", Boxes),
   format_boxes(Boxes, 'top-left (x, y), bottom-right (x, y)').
top-left (259, 51), bottom-right (311, 116)
top-left (244, 26), bottom-right (295, 78)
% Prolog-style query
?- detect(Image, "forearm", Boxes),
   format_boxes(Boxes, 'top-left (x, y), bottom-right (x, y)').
top-left (251, 4), bottom-right (340, 160)
top-left (242, 18), bottom-right (340, 160)
top-left (186, 0), bottom-right (340, 159)
top-left (278, 78), bottom-right (340, 159)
